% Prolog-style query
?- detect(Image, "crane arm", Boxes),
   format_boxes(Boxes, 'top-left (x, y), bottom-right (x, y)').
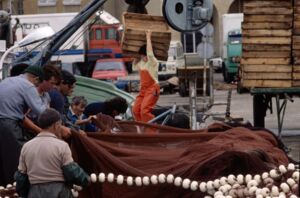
top-left (14, 0), bottom-right (107, 67)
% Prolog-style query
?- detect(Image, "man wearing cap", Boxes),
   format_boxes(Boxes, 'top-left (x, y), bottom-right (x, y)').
top-left (0, 66), bottom-right (47, 186)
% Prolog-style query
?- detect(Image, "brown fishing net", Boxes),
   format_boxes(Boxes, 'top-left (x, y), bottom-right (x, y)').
top-left (0, 119), bottom-right (293, 198)
top-left (69, 120), bottom-right (290, 198)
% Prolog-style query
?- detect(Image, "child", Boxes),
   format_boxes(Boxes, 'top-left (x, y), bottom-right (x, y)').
top-left (67, 96), bottom-right (97, 132)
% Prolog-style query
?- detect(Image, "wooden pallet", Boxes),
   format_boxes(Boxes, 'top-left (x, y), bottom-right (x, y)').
top-left (241, 0), bottom-right (293, 88)
top-left (121, 12), bottom-right (171, 61)
top-left (293, 0), bottom-right (300, 86)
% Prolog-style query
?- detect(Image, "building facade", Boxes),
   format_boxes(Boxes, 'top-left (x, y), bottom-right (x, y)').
top-left (2, 0), bottom-right (243, 56)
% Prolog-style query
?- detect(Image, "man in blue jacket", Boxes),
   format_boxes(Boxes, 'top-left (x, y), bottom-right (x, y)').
top-left (0, 66), bottom-right (47, 186)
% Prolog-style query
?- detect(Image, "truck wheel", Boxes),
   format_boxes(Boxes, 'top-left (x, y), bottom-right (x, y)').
top-left (224, 68), bottom-right (233, 83)
top-left (126, 63), bottom-right (133, 73)
top-left (237, 81), bottom-right (248, 94)
top-left (179, 82), bottom-right (187, 97)
top-left (222, 63), bottom-right (228, 83)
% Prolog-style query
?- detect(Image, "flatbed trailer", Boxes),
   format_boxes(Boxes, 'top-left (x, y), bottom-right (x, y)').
top-left (251, 87), bottom-right (300, 139)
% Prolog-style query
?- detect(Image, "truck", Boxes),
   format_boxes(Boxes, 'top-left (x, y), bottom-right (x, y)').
top-left (222, 13), bottom-right (243, 83)
top-left (158, 40), bottom-right (184, 80)
top-left (10, 11), bottom-right (133, 76)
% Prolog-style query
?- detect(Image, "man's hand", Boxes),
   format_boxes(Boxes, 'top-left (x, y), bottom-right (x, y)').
top-left (78, 130), bottom-right (87, 136)
top-left (61, 126), bottom-right (72, 139)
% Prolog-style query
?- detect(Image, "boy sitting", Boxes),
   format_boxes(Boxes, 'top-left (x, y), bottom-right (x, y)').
top-left (67, 96), bottom-right (97, 132)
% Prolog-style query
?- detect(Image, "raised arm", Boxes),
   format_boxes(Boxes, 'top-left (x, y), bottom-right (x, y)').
top-left (146, 30), bottom-right (154, 57)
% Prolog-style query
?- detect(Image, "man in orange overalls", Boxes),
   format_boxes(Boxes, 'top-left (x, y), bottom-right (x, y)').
top-left (132, 30), bottom-right (160, 122)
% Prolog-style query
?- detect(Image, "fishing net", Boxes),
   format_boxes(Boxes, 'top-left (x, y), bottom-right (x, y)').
top-left (0, 118), bottom-right (293, 197)
top-left (69, 119), bottom-right (290, 198)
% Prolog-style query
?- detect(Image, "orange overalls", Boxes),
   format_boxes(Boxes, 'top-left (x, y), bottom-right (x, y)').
top-left (132, 66), bottom-right (160, 122)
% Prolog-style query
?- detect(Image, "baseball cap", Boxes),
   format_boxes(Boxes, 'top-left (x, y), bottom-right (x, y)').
top-left (24, 66), bottom-right (44, 81)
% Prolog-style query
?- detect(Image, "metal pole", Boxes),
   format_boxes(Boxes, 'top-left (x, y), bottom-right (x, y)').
top-left (209, 57), bottom-right (214, 105)
top-left (203, 35), bottom-right (207, 98)
top-left (192, 32), bottom-right (196, 53)
top-left (8, 0), bottom-right (12, 12)
top-left (183, 33), bottom-right (187, 53)
top-left (189, 73), bottom-right (197, 130)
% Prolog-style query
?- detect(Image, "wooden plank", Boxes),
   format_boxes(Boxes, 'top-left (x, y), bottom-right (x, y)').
top-left (293, 14), bottom-right (300, 21)
top-left (125, 20), bottom-right (170, 32)
top-left (242, 80), bottom-right (292, 88)
top-left (123, 34), bottom-right (170, 44)
top-left (293, 57), bottom-right (300, 64)
top-left (122, 45), bottom-right (168, 57)
top-left (293, 73), bottom-right (300, 80)
top-left (242, 22), bottom-right (292, 29)
top-left (242, 29), bottom-right (291, 37)
top-left (125, 29), bottom-right (171, 39)
top-left (245, 37), bottom-right (289, 45)
top-left (295, 0), bottom-right (300, 6)
top-left (244, 7), bottom-right (292, 15)
top-left (122, 40), bottom-right (169, 51)
top-left (244, 1), bottom-right (292, 8)
top-left (243, 72), bottom-right (291, 80)
top-left (293, 29), bottom-right (300, 35)
top-left (243, 65), bottom-right (292, 73)
top-left (292, 44), bottom-right (300, 50)
top-left (293, 35), bottom-right (300, 42)
top-left (243, 37), bottom-right (291, 45)
top-left (292, 50), bottom-right (300, 57)
top-left (241, 58), bottom-right (291, 65)
top-left (243, 44), bottom-right (291, 52)
top-left (294, 7), bottom-right (300, 14)
top-left (123, 50), bottom-right (167, 61)
top-left (292, 80), bottom-right (300, 87)
top-left (244, 15), bottom-right (292, 23)
top-left (242, 51), bottom-right (290, 58)
top-left (292, 21), bottom-right (300, 28)
top-left (293, 65), bottom-right (300, 72)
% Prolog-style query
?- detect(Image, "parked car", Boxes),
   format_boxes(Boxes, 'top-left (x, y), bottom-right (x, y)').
top-left (209, 57), bottom-right (223, 72)
top-left (92, 58), bottom-right (128, 81)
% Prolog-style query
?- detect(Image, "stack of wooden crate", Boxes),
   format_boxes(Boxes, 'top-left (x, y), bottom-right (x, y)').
top-left (121, 12), bottom-right (171, 61)
top-left (293, 0), bottom-right (300, 86)
top-left (241, 0), bottom-right (293, 88)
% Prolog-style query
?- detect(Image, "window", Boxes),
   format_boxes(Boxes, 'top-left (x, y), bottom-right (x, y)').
top-left (105, 29), bottom-right (117, 40)
top-left (95, 29), bottom-right (102, 40)
top-left (63, 0), bottom-right (81, 5)
top-left (38, 0), bottom-right (56, 6)
top-left (95, 62), bottom-right (123, 71)
top-left (89, 30), bottom-right (94, 40)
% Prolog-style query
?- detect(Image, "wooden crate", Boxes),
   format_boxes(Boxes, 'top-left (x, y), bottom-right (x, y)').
top-left (293, 0), bottom-right (300, 86)
top-left (241, 0), bottom-right (293, 88)
top-left (121, 12), bottom-right (171, 61)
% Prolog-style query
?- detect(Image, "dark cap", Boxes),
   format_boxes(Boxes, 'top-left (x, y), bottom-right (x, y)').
top-left (61, 70), bottom-right (76, 85)
top-left (24, 66), bottom-right (44, 81)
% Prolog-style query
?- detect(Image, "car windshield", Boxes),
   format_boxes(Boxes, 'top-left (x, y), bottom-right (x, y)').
top-left (94, 61), bottom-right (123, 71)
top-left (229, 35), bottom-right (242, 44)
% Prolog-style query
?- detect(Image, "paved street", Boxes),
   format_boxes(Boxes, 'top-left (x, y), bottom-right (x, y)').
top-left (155, 73), bottom-right (300, 162)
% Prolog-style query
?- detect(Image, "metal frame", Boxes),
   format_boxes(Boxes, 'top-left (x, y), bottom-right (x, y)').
top-left (251, 88), bottom-right (299, 139)
top-left (148, 104), bottom-right (177, 125)
top-left (275, 94), bottom-right (292, 139)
